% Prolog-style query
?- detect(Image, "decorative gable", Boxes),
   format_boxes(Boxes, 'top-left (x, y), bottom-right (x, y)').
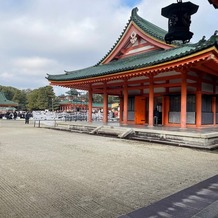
top-left (100, 8), bottom-right (175, 65)
top-left (47, 7), bottom-right (218, 89)
top-left (112, 29), bottom-right (161, 61)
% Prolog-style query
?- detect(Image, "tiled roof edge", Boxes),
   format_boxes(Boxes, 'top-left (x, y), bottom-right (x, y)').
top-left (193, 30), bottom-right (218, 49)
top-left (0, 92), bottom-right (18, 106)
top-left (47, 34), bottom-right (218, 82)
top-left (95, 10), bottom-right (133, 66)
top-left (95, 7), bottom-right (170, 66)
top-left (131, 8), bottom-right (166, 41)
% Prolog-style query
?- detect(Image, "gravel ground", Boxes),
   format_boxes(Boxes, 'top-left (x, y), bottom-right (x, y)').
top-left (0, 119), bottom-right (218, 218)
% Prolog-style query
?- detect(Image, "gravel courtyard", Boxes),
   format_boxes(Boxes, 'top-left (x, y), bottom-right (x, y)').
top-left (0, 120), bottom-right (218, 218)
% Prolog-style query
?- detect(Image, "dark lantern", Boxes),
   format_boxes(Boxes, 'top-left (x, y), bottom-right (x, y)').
top-left (161, 0), bottom-right (199, 44)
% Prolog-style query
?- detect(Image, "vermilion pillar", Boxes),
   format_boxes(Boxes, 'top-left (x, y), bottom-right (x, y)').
top-left (212, 82), bottom-right (216, 126)
top-left (103, 82), bottom-right (108, 124)
top-left (88, 85), bottom-right (93, 123)
top-left (163, 81), bottom-right (169, 126)
top-left (148, 75), bottom-right (154, 127)
top-left (164, 96), bottom-right (170, 126)
top-left (181, 72), bottom-right (187, 128)
top-left (196, 91), bottom-right (202, 127)
top-left (212, 96), bottom-right (216, 126)
top-left (119, 95), bottom-right (123, 122)
top-left (123, 80), bottom-right (128, 125)
top-left (162, 96), bottom-right (165, 126)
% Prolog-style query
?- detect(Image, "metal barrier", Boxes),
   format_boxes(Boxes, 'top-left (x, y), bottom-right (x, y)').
top-left (32, 111), bottom-right (117, 127)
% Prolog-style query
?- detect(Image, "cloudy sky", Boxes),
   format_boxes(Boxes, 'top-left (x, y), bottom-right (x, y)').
top-left (0, 0), bottom-right (217, 95)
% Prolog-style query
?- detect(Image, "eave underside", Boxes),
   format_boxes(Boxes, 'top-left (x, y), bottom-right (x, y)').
top-left (0, 104), bottom-right (18, 107)
top-left (49, 49), bottom-right (218, 94)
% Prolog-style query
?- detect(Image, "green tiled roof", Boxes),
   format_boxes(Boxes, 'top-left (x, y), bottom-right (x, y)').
top-left (0, 92), bottom-right (18, 106)
top-left (60, 99), bottom-right (83, 105)
top-left (131, 8), bottom-right (167, 40)
top-left (92, 103), bottom-right (112, 108)
top-left (96, 8), bottom-right (168, 65)
top-left (47, 8), bottom-right (218, 83)
top-left (59, 100), bottom-right (112, 108)
top-left (0, 107), bottom-right (16, 111)
top-left (59, 100), bottom-right (71, 105)
top-left (47, 33), bottom-right (218, 82)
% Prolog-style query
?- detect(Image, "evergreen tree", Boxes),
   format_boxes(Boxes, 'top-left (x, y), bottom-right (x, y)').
top-left (12, 90), bottom-right (28, 110)
top-left (27, 86), bottom-right (56, 111)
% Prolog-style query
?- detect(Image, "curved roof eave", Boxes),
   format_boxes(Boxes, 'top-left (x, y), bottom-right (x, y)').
top-left (96, 7), bottom-right (173, 66)
top-left (48, 50), bottom-right (217, 91)
top-left (47, 37), bottom-right (218, 83)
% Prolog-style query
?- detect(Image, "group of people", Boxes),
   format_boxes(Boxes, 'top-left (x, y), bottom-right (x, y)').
top-left (2, 111), bottom-right (32, 124)
top-left (4, 111), bottom-right (18, 120)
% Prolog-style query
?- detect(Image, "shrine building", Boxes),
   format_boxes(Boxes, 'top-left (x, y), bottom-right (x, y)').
top-left (47, 8), bottom-right (218, 128)
top-left (0, 92), bottom-right (18, 113)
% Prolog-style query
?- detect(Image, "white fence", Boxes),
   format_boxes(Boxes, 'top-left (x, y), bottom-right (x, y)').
top-left (33, 111), bottom-right (117, 127)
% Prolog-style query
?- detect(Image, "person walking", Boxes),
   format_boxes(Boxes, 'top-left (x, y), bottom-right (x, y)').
top-left (13, 111), bottom-right (18, 120)
top-left (25, 111), bottom-right (30, 124)
top-left (153, 107), bottom-right (159, 126)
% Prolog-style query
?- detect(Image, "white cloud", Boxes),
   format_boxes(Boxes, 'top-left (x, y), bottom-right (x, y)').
top-left (13, 57), bottom-right (57, 74)
top-left (0, 0), bottom-right (217, 95)
top-left (1, 71), bottom-right (14, 81)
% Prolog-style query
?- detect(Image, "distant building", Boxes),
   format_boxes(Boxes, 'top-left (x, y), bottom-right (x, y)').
top-left (47, 8), bottom-right (218, 128)
top-left (59, 99), bottom-right (87, 111)
top-left (0, 92), bottom-right (18, 113)
top-left (58, 97), bottom-right (112, 112)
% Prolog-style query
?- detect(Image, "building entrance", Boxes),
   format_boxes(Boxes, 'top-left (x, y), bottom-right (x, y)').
top-left (134, 96), bottom-right (146, 124)
top-left (154, 97), bottom-right (162, 125)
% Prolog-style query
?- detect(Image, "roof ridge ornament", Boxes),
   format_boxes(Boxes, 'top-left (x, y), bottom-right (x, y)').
top-left (198, 36), bottom-right (206, 44)
top-left (195, 36), bottom-right (207, 47)
top-left (131, 7), bottom-right (139, 18)
top-left (208, 30), bottom-right (218, 43)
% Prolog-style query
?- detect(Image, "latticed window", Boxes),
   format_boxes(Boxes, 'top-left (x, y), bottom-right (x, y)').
top-left (170, 95), bottom-right (195, 112)
top-left (202, 95), bottom-right (212, 112)
top-left (187, 95), bottom-right (195, 112)
top-left (128, 97), bottom-right (134, 111)
top-left (170, 95), bottom-right (181, 112)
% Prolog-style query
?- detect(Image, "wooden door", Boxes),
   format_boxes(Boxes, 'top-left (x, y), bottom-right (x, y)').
top-left (135, 96), bottom-right (146, 124)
